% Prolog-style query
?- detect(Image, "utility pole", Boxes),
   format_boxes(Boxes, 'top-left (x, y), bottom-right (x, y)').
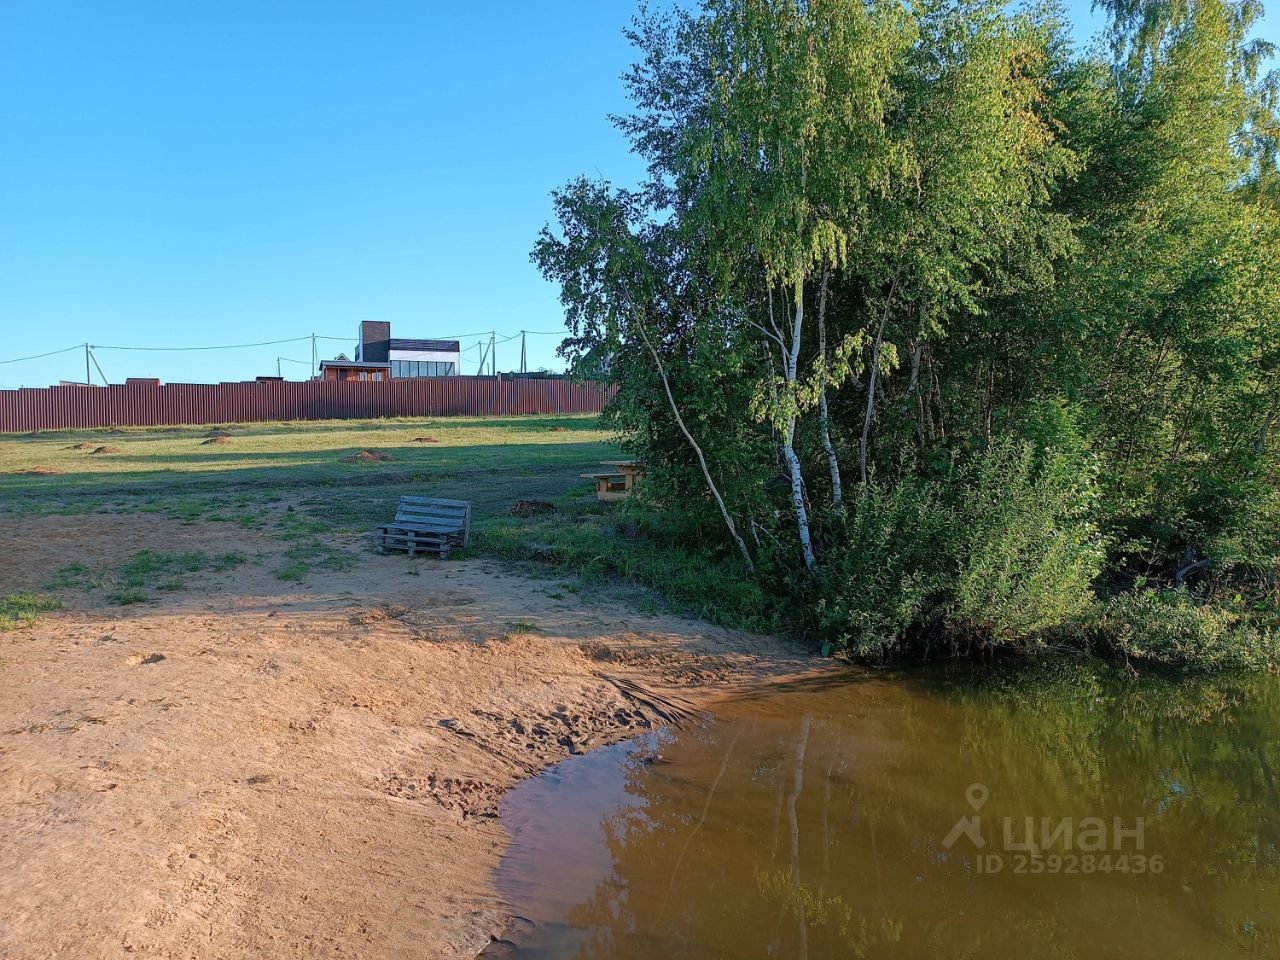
top-left (277, 357), bottom-right (282, 378)
top-left (520, 331), bottom-right (527, 374)
top-left (85, 343), bottom-right (91, 386)
top-left (490, 331), bottom-right (496, 377)
top-left (311, 333), bottom-right (318, 379)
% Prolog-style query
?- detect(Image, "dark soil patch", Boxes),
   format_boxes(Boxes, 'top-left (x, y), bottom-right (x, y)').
top-left (511, 499), bottom-right (557, 518)
top-left (67, 443), bottom-right (97, 451)
top-left (549, 426), bottom-right (568, 432)
top-left (12, 466), bottom-right (63, 475)
top-left (200, 436), bottom-right (231, 446)
top-left (411, 436), bottom-right (439, 443)
top-left (91, 446), bottom-right (122, 455)
top-left (343, 450), bottom-right (394, 463)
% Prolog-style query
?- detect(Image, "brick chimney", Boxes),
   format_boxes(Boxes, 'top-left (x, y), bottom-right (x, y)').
top-left (358, 321), bottom-right (391, 363)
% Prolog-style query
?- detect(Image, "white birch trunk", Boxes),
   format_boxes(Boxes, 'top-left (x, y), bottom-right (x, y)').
top-left (816, 265), bottom-right (843, 513)
top-left (782, 279), bottom-right (817, 573)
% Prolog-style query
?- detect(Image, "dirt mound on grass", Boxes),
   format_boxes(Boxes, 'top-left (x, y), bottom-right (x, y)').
top-left (343, 449), bottom-right (393, 463)
top-left (66, 442), bottom-right (97, 451)
top-left (200, 436), bottom-right (231, 446)
top-left (411, 436), bottom-right (439, 443)
top-left (12, 466), bottom-right (62, 475)
top-left (511, 499), bottom-right (556, 518)
top-left (90, 446), bottom-right (121, 455)
top-left (204, 429), bottom-right (232, 439)
top-left (549, 426), bottom-right (568, 432)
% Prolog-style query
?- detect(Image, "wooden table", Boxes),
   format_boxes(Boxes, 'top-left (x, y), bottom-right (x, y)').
top-left (580, 460), bottom-right (645, 501)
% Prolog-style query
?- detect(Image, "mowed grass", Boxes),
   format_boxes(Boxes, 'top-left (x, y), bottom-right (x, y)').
top-left (0, 415), bottom-right (776, 629)
top-left (0, 415), bottom-right (614, 501)
top-left (0, 415), bottom-right (614, 525)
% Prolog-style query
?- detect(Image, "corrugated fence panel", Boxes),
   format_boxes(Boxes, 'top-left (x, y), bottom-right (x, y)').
top-left (0, 378), bottom-right (617, 433)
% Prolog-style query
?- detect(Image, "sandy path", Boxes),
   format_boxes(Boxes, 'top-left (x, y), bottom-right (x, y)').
top-left (0, 514), bottom-right (818, 958)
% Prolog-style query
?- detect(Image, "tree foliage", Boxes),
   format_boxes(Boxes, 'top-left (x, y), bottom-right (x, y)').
top-left (535, 0), bottom-right (1280, 666)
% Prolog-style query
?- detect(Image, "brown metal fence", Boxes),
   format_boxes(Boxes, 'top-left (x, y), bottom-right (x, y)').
top-left (0, 377), bottom-right (617, 433)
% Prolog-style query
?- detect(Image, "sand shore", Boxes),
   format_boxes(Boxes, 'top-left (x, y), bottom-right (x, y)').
top-left (0, 514), bottom-right (817, 958)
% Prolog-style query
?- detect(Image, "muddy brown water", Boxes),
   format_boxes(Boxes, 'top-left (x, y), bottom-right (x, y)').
top-left (492, 664), bottom-right (1280, 959)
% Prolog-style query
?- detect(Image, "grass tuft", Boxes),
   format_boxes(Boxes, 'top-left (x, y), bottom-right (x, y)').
top-left (0, 593), bottom-right (61, 631)
top-left (274, 562), bottom-right (310, 582)
top-left (107, 587), bottom-right (148, 606)
top-left (505, 619), bottom-right (543, 634)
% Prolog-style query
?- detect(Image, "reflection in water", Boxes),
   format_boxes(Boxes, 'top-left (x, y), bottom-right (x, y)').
top-left (494, 663), bottom-right (1280, 959)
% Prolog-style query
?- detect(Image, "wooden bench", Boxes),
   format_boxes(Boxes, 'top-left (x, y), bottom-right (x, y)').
top-left (376, 496), bottom-right (471, 557)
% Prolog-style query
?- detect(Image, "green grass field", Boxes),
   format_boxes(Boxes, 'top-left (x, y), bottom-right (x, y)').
top-left (0, 415), bottom-right (616, 515)
top-left (0, 415), bottom-right (779, 629)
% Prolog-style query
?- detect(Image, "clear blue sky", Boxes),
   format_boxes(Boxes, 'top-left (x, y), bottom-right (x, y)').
top-left (0, 1), bottom-right (1271, 388)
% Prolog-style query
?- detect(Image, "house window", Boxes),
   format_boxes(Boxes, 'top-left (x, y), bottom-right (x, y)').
top-left (391, 360), bottom-right (457, 378)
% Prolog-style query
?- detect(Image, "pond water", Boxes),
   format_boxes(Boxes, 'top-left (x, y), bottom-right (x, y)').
top-left (491, 664), bottom-right (1280, 959)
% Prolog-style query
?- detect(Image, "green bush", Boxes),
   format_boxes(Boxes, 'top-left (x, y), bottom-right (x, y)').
top-left (950, 441), bottom-right (1106, 638)
top-left (813, 480), bottom-right (950, 657)
top-left (1092, 588), bottom-right (1280, 672)
top-left (816, 441), bottom-right (1106, 658)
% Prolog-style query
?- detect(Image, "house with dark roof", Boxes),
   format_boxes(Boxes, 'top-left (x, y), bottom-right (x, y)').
top-left (352, 321), bottom-right (461, 378)
top-left (318, 359), bottom-right (389, 381)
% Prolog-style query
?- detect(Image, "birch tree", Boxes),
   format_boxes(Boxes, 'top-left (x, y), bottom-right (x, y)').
top-left (683, 0), bottom-right (914, 570)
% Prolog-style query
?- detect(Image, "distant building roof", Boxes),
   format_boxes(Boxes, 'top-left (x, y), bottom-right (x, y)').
top-left (319, 360), bottom-right (392, 370)
top-left (389, 338), bottom-right (461, 353)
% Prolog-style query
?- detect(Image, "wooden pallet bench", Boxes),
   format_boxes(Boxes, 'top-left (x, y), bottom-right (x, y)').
top-left (376, 496), bottom-right (471, 557)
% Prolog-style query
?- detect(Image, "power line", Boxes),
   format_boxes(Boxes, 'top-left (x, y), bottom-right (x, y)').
top-left (0, 344), bottom-right (83, 365)
top-left (319, 329), bottom-right (561, 343)
top-left (93, 336), bottom-right (313, 352)
top-left (432, 330), bottom-right (503, 342)
top-left (1, 327), bottom-right (568, 367)
top-left (315, 330), bottom-right (503, 343)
